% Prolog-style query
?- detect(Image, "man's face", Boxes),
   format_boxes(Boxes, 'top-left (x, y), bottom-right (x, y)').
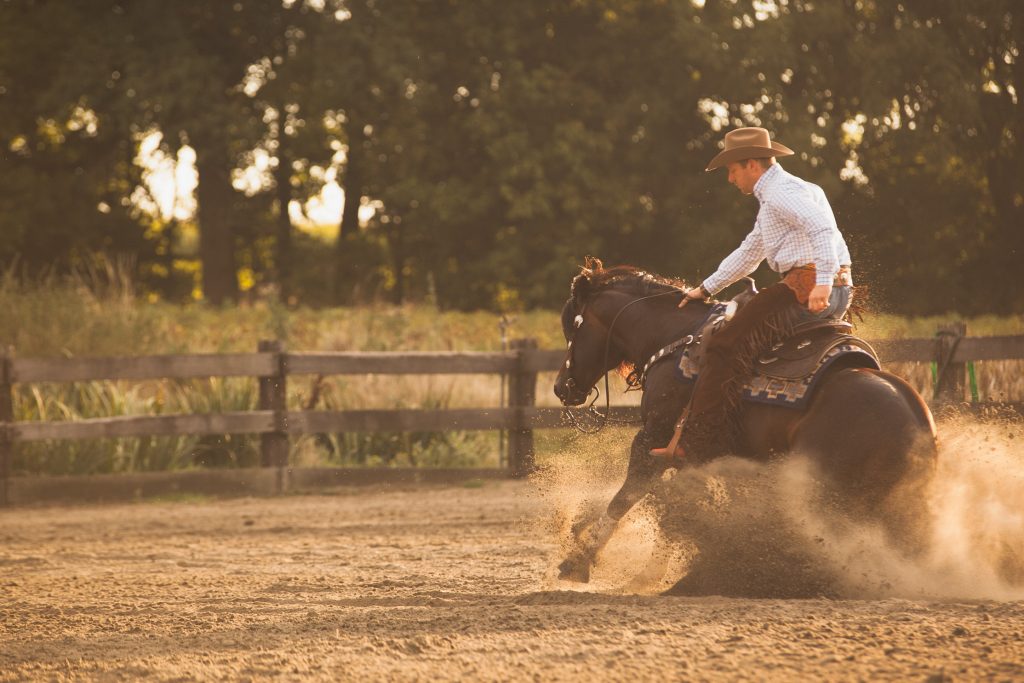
top-left (726, 159), bottom-right (762, 195)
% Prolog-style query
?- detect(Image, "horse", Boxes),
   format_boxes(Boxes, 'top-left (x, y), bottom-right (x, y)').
top-left (552, 258), bottom-right (937, 594)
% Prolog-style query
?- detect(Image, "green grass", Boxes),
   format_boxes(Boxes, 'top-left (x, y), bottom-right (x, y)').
top-left (2, 271), bottom-right (1021, 476)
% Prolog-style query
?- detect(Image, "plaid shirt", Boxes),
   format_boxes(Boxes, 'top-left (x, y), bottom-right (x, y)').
top-left (702, 163), bottom-right (851, 295)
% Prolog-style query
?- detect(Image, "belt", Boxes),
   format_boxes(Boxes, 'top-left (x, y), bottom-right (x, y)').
top-left (784, 264), bottom-right (853, 287)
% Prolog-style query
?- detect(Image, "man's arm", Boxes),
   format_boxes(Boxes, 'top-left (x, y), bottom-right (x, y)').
top-left (680, 227), bottom-right (766, 308)
top-left (700, 226), bottom-right (766, 296)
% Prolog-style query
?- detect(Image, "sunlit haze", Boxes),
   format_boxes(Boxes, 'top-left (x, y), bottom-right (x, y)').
top-left (137, 131), bottom-right (368, 232)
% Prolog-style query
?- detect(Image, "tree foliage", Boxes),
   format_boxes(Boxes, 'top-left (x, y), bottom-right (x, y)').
top-left (0, 0), bottom-right (1019, 314)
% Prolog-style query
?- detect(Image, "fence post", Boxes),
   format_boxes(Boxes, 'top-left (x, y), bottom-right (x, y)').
top-left (258, 340), bottom-right (289, 493)
top-left (934, 322), bottom-right (967, 406)
top-left (0, 348), bottom-right (12, 506)
top-left (507, 338), bottom-right (538, 478)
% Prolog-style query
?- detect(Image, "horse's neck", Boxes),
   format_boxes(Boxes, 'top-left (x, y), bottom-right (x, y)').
top-left (612, 295), bottom-right (713, 365)
top-left (663, 301), bottom-right (715, 344)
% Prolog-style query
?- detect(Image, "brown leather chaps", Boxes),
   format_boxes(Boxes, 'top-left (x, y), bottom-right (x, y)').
top-left (678, 282), bottom-right (800, 460)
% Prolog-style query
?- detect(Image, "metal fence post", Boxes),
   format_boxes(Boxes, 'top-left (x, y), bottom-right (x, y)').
top-left (507, 338), bottom-right (537, 478)
top-left (258, 340), bottom-right (289, 493)
top-left (934, 322), bottom-right (967, 405)
top-left (0, 347), bottom-right (13, 506)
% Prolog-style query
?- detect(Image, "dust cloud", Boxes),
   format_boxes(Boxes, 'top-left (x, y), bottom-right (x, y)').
top-left (539, 414), bottom-right (1024, 601)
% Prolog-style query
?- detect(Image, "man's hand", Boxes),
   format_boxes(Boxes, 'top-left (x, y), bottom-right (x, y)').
top-left (678, 285), bottom-right (709, 308)
top-left (808, 284), bottom-right (832, 313)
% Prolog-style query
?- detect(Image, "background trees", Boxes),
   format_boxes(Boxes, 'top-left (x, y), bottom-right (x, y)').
top-left (0, 0), bottom-right (1019, 314)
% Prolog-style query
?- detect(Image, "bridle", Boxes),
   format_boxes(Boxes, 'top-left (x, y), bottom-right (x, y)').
top-left (561, 288), bottom-right (685, 434)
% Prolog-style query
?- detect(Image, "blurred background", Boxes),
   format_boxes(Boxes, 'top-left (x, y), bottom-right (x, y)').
top-left (1, 0), bottom-right (1020, 316)
top-left (1, 0), bottom-right (1022, 478)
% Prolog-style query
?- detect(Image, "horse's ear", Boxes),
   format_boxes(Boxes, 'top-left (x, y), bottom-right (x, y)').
top-left (582, 255), bottom-right (604, 275)
top-left (570, 271), bottom-right (590, 308)
top-left (572, 256), bottom-right (604, 307)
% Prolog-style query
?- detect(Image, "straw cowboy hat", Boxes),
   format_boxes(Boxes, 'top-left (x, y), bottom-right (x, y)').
top-left (705, 127), bottom-right (794, 172)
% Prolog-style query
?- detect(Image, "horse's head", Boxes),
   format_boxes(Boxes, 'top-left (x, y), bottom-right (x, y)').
top-left (553, 256), bottom-right (687, 406)
top-left (555, 259), bottom-right (619, 405)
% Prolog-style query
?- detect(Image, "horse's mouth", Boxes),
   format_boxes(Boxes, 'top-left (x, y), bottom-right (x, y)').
top-left (555, 386), bottom-right (592, 407)
top-left (554, 375), bottom-right (594, 406)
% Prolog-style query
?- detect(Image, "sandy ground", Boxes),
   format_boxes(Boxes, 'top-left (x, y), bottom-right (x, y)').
top-left (3, 415), bottom-right (1024, 681)
top-left (3, 447), bottom-right (1024, 683)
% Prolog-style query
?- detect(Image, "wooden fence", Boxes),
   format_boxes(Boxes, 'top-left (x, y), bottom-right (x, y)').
top-left (2, 326), bottom-right (1024, 504)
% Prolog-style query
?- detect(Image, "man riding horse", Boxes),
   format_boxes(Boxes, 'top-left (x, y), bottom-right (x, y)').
top-left (651, 126), bottom-right (854, 461)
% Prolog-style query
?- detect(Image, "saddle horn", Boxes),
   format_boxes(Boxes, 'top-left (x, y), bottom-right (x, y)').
top-left (724, 277), bottom-right (759, 321)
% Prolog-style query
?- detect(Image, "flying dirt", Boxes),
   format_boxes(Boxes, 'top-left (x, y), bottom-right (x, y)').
top-left (538, 412), bottom-right (1024, 601)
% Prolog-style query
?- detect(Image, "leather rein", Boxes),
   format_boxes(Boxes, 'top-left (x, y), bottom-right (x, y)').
top-left (562, 289), bottom-right (709, 434)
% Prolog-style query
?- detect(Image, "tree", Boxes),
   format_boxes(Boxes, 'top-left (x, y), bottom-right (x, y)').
top-left (773, 0), bottom-right (1023, 313)
top-left (0, 1), bottom-right (150, 276)
top-left (1, 0), bottom-right (1019, 315)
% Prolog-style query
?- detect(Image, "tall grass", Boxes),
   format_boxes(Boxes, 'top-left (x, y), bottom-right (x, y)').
top-left (2, 263), bottom-right (1021, 476)
top-left (0, 263), bottom-right (563, 476)
top-left (854, 314), bottom-right (1024, 403)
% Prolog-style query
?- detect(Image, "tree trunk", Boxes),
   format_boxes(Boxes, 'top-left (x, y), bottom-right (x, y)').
top-left (387, 221), bottom-right (405, 305)
top-left (194, 143), bottom-right (239, 305)
top-left (273, 150), bottom-right (293, 301)
top-left (334, 122), bottom-right (365, 303)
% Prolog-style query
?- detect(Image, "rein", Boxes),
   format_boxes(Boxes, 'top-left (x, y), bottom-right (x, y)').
top-left (563, 289), bottom-right (689, 434)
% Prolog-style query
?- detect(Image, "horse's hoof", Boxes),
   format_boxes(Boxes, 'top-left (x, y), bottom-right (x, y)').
top-left (557, 557), bottom-right (591, 583)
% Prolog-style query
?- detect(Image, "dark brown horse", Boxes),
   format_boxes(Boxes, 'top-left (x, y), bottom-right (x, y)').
top-left (553, 260), bottom-right (937, 591)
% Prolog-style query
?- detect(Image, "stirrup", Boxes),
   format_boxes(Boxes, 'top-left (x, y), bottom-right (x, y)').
top-left (651, 417), bottom-right (686, 460)
top-left (650, 442), bottom-right (687, 460)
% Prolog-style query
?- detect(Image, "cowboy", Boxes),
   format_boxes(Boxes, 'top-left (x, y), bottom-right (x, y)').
top-left (651, 127), bottom-right (853, 460)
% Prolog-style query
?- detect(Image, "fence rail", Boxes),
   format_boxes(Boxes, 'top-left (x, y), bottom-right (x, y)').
top-left (2, 330), bottom-right (1024, 504)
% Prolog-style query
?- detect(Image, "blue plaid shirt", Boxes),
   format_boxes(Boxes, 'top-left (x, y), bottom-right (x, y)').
top-left (702, 163), bottom-right (851, 295)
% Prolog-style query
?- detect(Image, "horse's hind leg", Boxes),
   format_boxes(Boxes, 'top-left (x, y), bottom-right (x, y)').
top-left (558, 425), bottom-right (672, 582)
top-left (790, 368), bottom-right (937, 555)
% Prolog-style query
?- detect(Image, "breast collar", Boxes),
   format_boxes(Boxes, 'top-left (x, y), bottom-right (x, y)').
top-left (633, 303), bottom-right (730, 389)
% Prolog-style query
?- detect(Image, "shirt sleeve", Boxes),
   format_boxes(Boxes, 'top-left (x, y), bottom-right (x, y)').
top-left (701, 224), bottom-right (766, 295)
top-left (774, 189), bottom-right (840, 286)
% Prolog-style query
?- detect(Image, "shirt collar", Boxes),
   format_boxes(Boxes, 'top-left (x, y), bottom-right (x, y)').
top-left (753, 163), bottom-right (782, 201)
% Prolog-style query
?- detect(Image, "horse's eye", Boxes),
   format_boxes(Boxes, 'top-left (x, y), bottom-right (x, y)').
top-left (573, 314), bottom-right (584, 329)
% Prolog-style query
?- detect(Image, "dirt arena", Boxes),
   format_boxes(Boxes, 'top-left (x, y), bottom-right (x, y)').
top-left (3, 418), bottom-right (1024, 681)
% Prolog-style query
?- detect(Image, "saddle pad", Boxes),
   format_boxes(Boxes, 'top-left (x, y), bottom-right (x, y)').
top-left (676, 342), bottom-right (880, 409)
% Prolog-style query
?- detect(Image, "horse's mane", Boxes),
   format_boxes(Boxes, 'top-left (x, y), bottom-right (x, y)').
top-left (572, 256), bottom-right (687, 303)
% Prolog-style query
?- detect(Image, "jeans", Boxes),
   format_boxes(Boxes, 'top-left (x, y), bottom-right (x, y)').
top-left (795, 284), bottom-right (852, 322)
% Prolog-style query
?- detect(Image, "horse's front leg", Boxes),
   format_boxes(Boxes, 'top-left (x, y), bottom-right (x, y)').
top-left (558, 423), bottom-right (674, 582)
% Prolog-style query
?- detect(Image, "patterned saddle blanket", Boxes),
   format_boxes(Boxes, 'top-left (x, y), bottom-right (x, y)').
top-left (675, 305), bottom-right (879, 409)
